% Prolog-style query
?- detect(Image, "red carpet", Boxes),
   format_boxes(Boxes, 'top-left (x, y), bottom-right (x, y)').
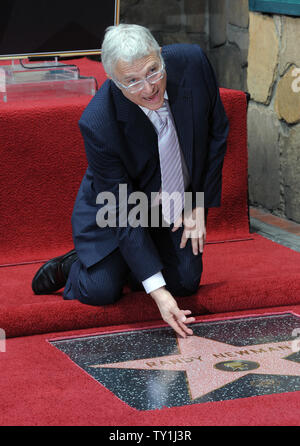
top-left (0, 57), bottom-right (261, 339)
top-left (1, 306), bottom-right (300, 426)
top-left (0, 58), bottom-right (249, 267)
top-left (0, 58), bottom-right (299, 339)
top-left (1, 58), bottom-right (300, 426)
top-left (2, 235), bottom-right (300, 338)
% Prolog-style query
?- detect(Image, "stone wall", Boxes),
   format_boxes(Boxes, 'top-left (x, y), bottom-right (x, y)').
top-left (247, 12), bottom-right (300, 222)
top-left (208, 0), bottom-right (249, 91)
top-left (120, 0), bottom-right (249, 91)
top-left (120, 0), bottom-right (209, 55)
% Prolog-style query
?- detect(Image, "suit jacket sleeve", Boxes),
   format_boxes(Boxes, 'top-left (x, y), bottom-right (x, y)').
top-left (78, 120), bottom-right (164, 282)
top-left (198, 46), bottom-right (230, 208)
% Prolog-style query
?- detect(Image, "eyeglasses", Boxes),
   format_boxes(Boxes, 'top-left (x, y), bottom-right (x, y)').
top-left (115, 64), bottom-right (165, 94)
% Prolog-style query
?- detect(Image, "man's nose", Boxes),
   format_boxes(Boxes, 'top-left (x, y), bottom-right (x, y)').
top-left (143, 79), bottom-right (155, 94)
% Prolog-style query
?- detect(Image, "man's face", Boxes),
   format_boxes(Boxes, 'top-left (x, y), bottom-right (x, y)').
top-left (113, 52), bottom-right (167, 110)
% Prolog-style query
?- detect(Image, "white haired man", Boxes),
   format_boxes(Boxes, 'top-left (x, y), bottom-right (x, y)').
top-left (32, 24), bottom-right (229, 337)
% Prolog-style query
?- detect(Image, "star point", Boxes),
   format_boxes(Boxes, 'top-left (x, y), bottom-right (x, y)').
top-left (89, 334), bottom-right (300, 400)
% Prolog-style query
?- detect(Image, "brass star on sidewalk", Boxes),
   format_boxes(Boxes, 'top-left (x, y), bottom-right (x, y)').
top-left (90, 335), bottom-right (300, 399)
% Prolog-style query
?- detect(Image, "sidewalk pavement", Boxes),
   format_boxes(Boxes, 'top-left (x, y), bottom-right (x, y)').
top-left (249, 206), bottom-right (300, 253)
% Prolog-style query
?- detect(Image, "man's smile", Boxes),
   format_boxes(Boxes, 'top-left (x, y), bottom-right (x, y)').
top-left (143, 89), bottom-right (160, 103)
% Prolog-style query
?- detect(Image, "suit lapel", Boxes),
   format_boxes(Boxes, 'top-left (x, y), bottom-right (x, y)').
top-left (112, 82), bottom-right (158, 154)
top-left (111, 82), bottom-right (162, 193)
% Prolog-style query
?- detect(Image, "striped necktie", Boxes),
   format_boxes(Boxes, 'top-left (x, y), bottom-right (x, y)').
top-left (151, 102), bottom-right (185, 224)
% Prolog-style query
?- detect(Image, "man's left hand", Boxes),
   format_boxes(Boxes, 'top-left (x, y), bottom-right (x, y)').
top-left (172, 207), bottom-right (206, 255)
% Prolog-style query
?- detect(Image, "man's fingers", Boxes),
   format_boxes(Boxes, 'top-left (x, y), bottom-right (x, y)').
top-left (183, 310), bottom-right (191, 315)
top-left (177, 318), bottom-right (194, 335)
top-left (171, 309), bottom-right (195, 337)
top-left (183, 309), bottom-right (194, 319)
top-left (166, 317), bottom-right (188, 338)
top-left (153, 292), bottom-right (195, 338)
top-left (199, 235), bottom-right (204, 254)
top-left (172, 215), bottom-right (183, 232)
top-left (179, 207), bottom-right (206, 254)
top-left (180, 231), bottom-right (189, 249)
top-left (191, 232), bottom-right (207, 254)
top-left (180, 229), bottom-right (206, 254)
top-left (181, 310), bottom-right (195, 322)
top-left (184, 217), bottom-right (196, 229)
top-left (191, 236), bottom-right (199, 256)
top-left (179, 310), bottom-right (195, 327)
top-left (184, 316), bottom-right (196, 324)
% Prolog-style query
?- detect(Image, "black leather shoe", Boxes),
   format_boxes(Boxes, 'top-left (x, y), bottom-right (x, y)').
top-left (32, 249), bottom-right (78, 295)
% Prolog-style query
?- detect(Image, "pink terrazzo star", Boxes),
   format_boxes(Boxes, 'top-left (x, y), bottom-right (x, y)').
top-left (90, 336), bottom-right (300, 399)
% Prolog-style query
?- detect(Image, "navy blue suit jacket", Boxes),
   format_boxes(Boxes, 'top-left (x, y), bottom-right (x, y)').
top-left (72, 44), bottom-right (229, 281)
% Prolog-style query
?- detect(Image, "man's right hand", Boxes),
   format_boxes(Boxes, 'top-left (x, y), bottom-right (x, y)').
top-left (150, 287), bottom-right (195, 337)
